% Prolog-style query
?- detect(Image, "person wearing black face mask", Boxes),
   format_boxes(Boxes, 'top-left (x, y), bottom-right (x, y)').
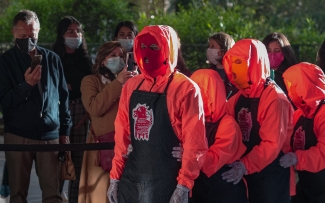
top-left (15, 37), bottom-right (38, 52)
top-left (0, 10), bottom-right (72, 203)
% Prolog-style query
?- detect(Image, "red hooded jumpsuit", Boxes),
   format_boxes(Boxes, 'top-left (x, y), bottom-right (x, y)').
top-left (283, 62), bottom-right (325, 203)
top-left (190, 69), bottom-right (247, 203)
top-left (110, 25), bottom-right (208, 203)
top-left (223, 39), bottom-right (294, 203)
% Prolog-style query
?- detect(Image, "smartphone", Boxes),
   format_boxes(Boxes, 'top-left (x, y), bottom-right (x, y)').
top-left (31, 55), bottom-right (42, 72)
top-left (126, 52), bottom-right (135, 72)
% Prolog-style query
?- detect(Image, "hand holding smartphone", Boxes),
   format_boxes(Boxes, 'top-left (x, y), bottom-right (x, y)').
top-left (126, 52), bottom-right (135, 72)
top-left (30, 55), bottom-right (42, 72)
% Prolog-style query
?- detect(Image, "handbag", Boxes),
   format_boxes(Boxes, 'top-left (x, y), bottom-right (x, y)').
top-left (59, 151), bottom-right (76, 180)
top-left (90, 125), bottom-right (115, 172)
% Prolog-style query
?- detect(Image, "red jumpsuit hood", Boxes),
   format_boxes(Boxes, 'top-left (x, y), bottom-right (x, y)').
top-left (190, 69), bottom-right (226, 122)
top-left (223, 39), bottom-right (271, 97)
top-left (283, 62), bottom-right (325, 117)
top-left (134, 25), bottom-right (178, 79)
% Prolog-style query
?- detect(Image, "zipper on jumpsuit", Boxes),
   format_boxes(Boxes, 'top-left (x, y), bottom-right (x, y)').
top-left (149, 78), bottom-right (156, 92)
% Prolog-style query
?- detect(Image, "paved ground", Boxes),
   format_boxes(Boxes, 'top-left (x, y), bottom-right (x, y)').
top-left (0, 135), bottom-right (69, 202)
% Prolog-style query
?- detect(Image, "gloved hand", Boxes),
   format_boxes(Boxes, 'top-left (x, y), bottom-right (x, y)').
top-left (279, 152), bottom-right (298, 168)
top-left (221, 161), bottom-right (246, 184)
top-left (127, 144), bottom-right (133, 156)
top-left (107, 178), bottom-right (119, 203)
top-left (169, 184), bottom-right (190, 203)
top-left (172, 143), bottom-right (183, 162)
top-left (122, 144), bottom-right (133, 158)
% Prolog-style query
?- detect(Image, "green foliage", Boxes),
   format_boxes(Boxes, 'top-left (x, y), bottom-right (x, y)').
top-left (0, 0), bottom-right (135, 44)
top-left (1, 0), bottom-right (324, 70)
top-left (136, 3), bottom-right (325, 70)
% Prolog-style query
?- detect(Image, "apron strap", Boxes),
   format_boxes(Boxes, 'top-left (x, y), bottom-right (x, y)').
top-left (163, 73), bottom-right (175, 94)
top-left (135, 79), bottom-right (145, 90)
top-left (314, 99), bottom-right (325, 116)
top-left (135, 73), bottom-right (175, 93)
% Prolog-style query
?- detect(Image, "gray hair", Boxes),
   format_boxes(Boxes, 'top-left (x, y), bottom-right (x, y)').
top-left (12, 9), bottom-right (40, 27)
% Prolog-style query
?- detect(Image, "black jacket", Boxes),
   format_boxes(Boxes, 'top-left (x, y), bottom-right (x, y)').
top-left (0, 45), bottom-right (72, 140)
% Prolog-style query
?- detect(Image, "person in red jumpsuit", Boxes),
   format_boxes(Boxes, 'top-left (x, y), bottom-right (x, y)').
top-left (280, 62), bottom-right (325, 203)
top-left (221, 39), bottom-right (294, 203)
top-left (189, 69), bottom-right (247, 203)
top-left (107, 25), bottom-right (208, 203)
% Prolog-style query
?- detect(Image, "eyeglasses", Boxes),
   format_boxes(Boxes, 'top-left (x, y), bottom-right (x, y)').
top-left (65, 29), bottom-right (84, 35)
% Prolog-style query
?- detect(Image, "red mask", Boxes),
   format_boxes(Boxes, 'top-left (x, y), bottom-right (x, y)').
top-left (268, 52), bottom-right (284, 69)
top-left (136, 33), bottom-right (167, 77)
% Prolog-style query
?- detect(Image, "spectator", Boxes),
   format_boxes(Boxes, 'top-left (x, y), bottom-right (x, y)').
top-left (113, 21), bottom-right (138, 52)
top-left (221, 39), bottom-right (294, 203)
top-left (190, 69), bottom-right (247, 203)
top-left (262, 32), bottom-right (298, 97)
top-left (280, 62), bottom-right (325, 203)
top-left (0, 10), bottom-right (72, 203)
top-left (107, 25), bottom-right (208, 203)
top-left (78, 41), bottom-right (135, 203)
top-left (206, 32), bottom-right (237, 98)
top-left (52, 16), bottom-right (92, 203)
top-left (176, 36), bottom-right (192, 77)
top-left (316, 38), bottom-right (325, 73)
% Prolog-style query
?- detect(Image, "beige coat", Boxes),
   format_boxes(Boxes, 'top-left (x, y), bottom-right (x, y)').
top-left (78, 74), bottom-right (122, 203)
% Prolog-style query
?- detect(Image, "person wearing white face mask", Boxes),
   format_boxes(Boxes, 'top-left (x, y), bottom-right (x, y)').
top-left (79, 41), bottom-right (137, 203)
top-left (114, 21), bottom-right (139, 73)
top-left (113, 21), bottom-right (138, 52)
top-left (52, 16), bottom-right (93, 203)
top-left (104, 56), bottom-right (126, 76)
top-left (205, 32), bottom-right (238, 99)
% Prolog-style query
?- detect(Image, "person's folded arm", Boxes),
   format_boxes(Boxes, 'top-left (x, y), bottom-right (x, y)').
top-left (0, 59), bottom-right (34, 108)
top-left (81, 76), bottom-right (122, 117)
top-left (295, 107), bottom-right (325, 172)
top-left (202, 117), bottom-right (246, 177)
top-left (241, 96), bottom-right (294, 174)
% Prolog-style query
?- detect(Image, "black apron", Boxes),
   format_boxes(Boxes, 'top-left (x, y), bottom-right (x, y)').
top-left (291, 101), bottom-right (325, 203)
top-left (234, 80), bottom-right (290, 203)
top-left (191, 118), bottom-right (247, 203)
top-left (117, 75), bottom-right (183, 203)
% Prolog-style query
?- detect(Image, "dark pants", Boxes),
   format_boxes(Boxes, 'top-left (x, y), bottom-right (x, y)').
top-left (245, 165), bottom-right (290, 203)
top-left (291, 180), bottom-right (325, 203)
top-left (191, 167), bottom-right (247, 203)
top-left (60, 100), bottom-right (88, 203)
top-left (4, 133), bottom-right (62, 203)
top-left (0, 162), bottom-right (10, 197)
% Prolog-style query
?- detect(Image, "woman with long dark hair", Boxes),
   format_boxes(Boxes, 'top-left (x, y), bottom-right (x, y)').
top-left (262, 32), bottom-right (298, 96)
top-left (52, 16), bottom-right (92, 203)
top-left (113, 20), bottom-right (138, 52)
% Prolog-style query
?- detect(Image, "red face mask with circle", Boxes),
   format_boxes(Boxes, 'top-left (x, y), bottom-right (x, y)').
top-left (137, 33), bottom-right (168, 78)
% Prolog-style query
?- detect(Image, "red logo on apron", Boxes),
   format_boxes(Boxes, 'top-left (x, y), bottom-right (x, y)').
top-left (293, 126), bottom-right (305, 151)
top-left (237, 108), bottom-right (253, 142)
top-left (132, 104), bottom-right (154, 141)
